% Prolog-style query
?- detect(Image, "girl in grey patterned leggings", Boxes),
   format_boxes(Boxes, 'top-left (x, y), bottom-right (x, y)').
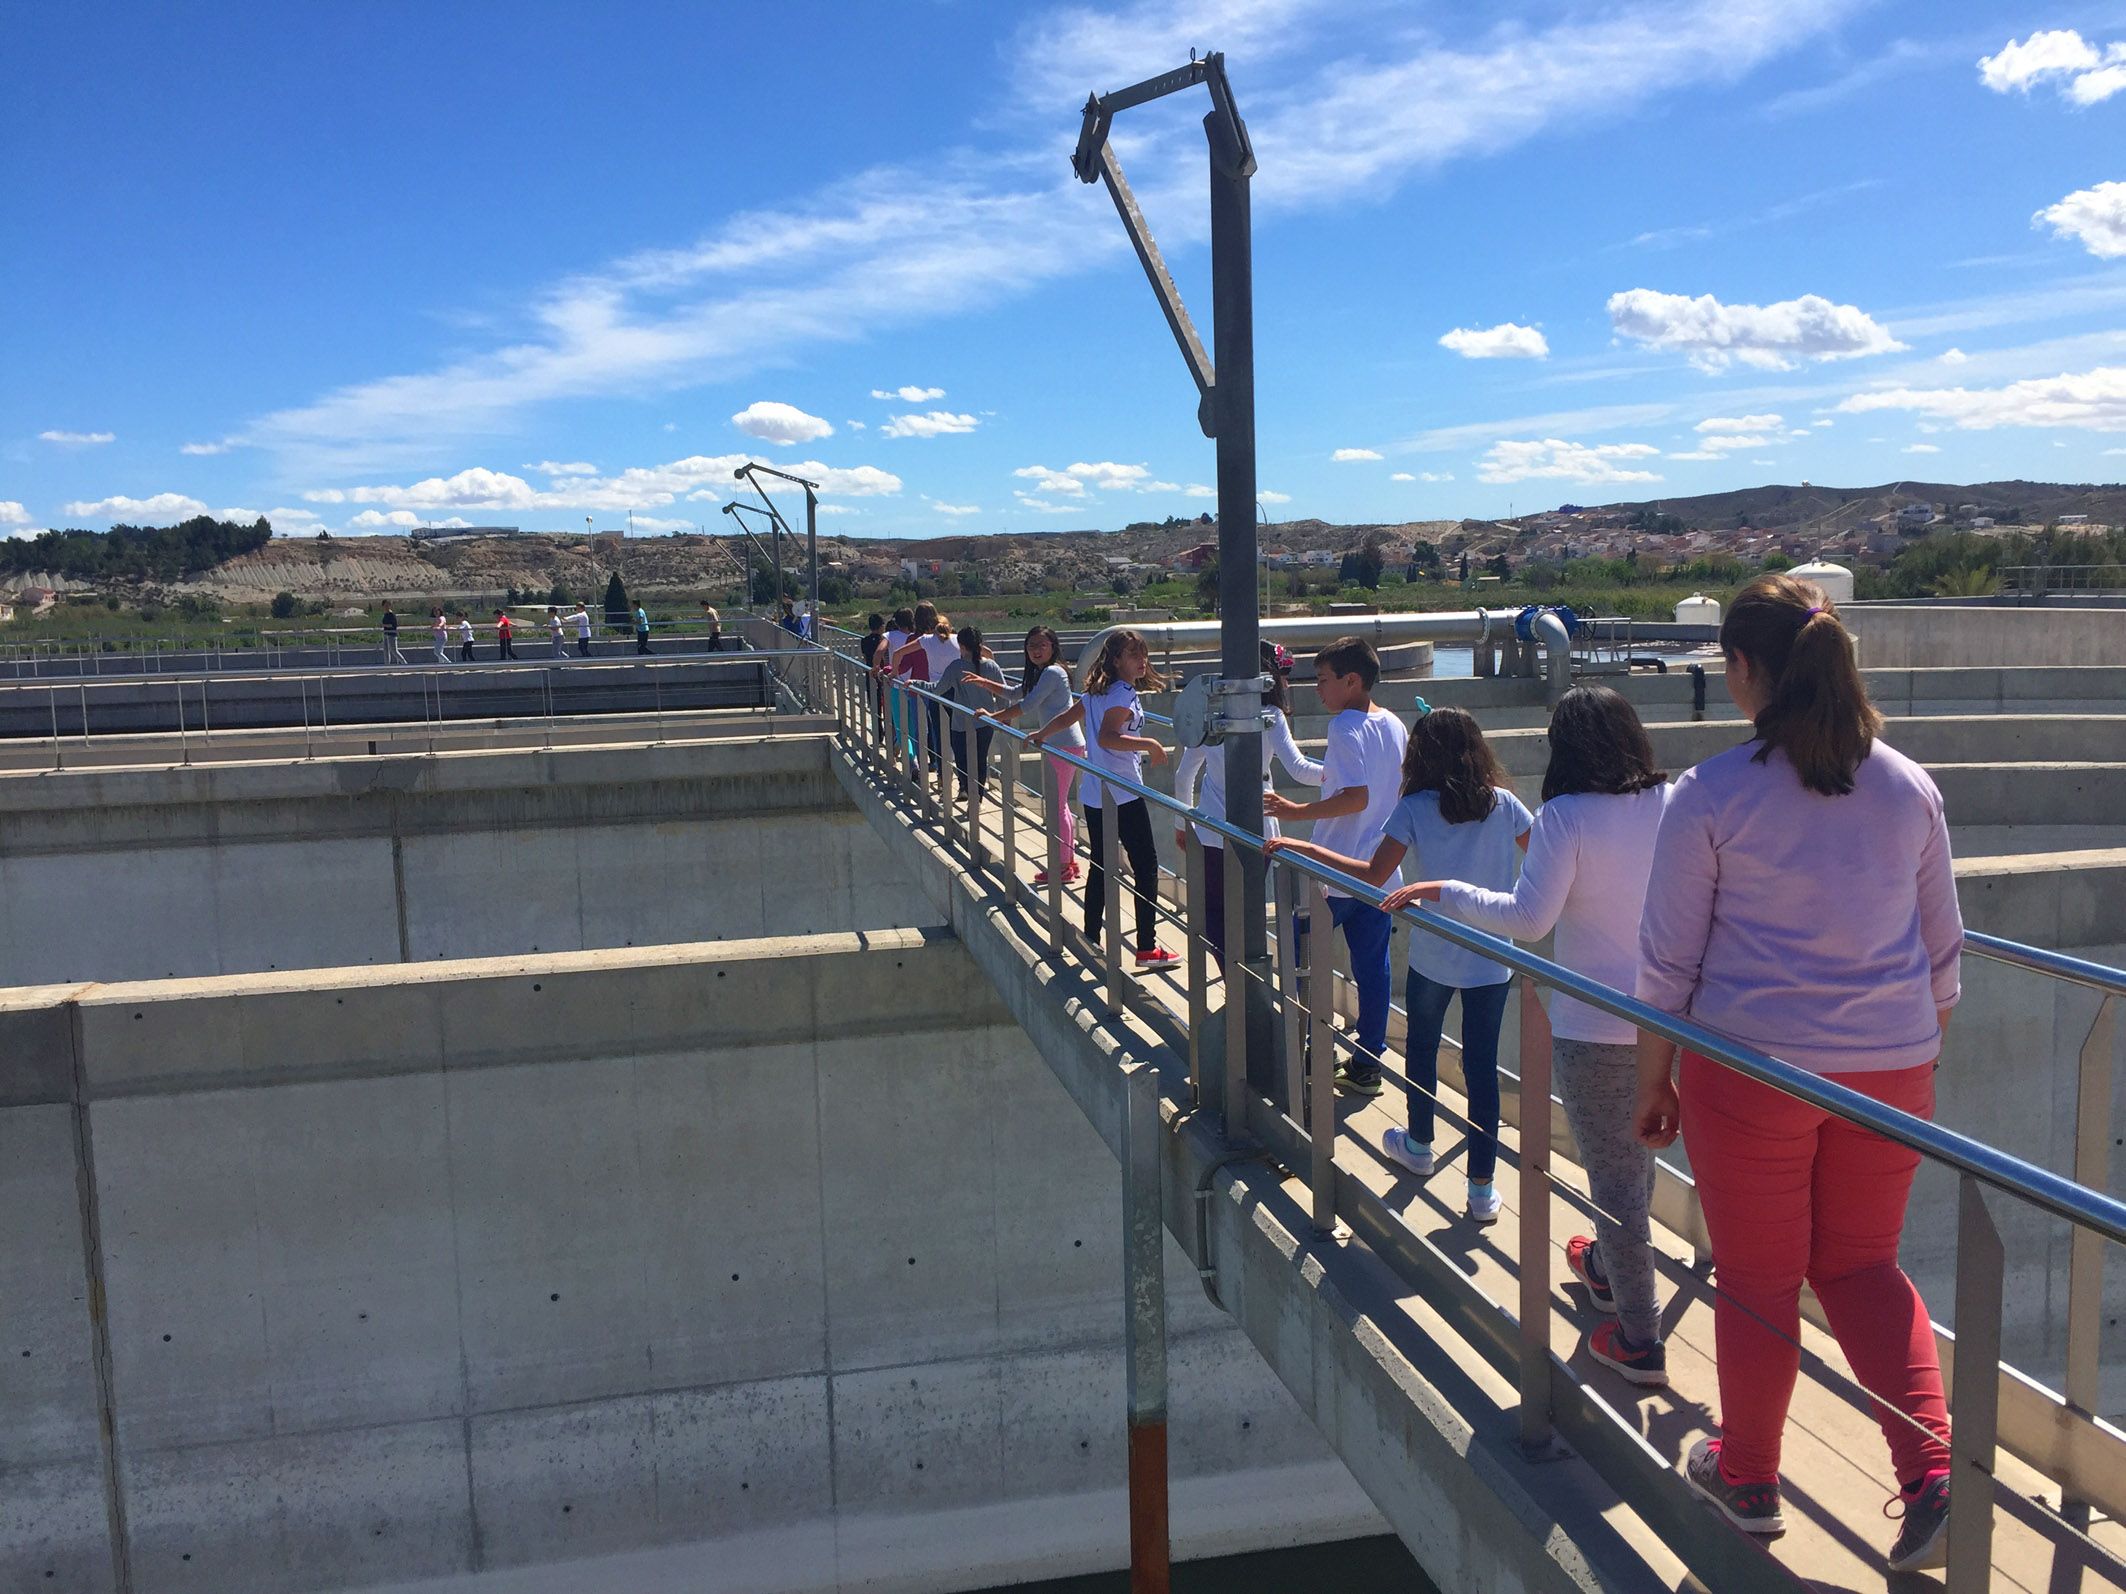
top-left (1384, 686), bottom-right (1673, 1383)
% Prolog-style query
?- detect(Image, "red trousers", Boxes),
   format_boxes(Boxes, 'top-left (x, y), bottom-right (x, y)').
top-left (1681, 1052), bottom-right (1952, 1488)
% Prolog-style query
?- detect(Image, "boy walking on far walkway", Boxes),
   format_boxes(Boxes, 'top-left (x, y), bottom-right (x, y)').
top-left (1264, 637), bottom-right (1408, 1096)
top-left (456, 613), bottom-right (476, 663)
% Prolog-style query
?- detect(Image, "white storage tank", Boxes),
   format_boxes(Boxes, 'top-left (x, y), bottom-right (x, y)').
top-left (1788, 559), bottom-right (1854, 606)
top-left (1675, 592), bottom-right (1722, 627)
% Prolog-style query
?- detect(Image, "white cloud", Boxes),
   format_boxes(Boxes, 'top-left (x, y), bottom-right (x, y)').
top-left (62, 492), bottom-right (209, 520)
top-left (349, 509), bottom-right (423, 529)
top-left (1978, 29), bottom-right (2126, 103)
top-left (731, 400), bottom-right (833, 445)
top-left (1418, 471), bottom-right (1455, 483)
top-left (1477, 439), bottom-right (1662, 486)
top-left (180, 440), bottom-right (232, 456)
top-left (306, 453), bottom-right (903, 517)
top-left (1666, 450), bottom-right (1722, 461)
top-left (1332, 447), bottom-right (1384, 462)
top-left (0, 501), bottom-right (35, 525)
top-left (1013, 460), bottom-right (1151, 496)
top-left (1438, 322), bottom-right (1550, 360)
top-left (2035, 182), bottom-right (2126, 261)
top-left (1012, 491), bottom-right (1080, 515)
top-left (1695, 433), bottom-right (1773, 452)
top-left (1258, 490), bottom-right (1292, 504)
top-left (925, 498), bottom-right (981, 516)
top-left (1183, 484), bottom-right (1216, 499)
top-left (39, 429), bottom-right (114, 445)
top-left (526, 459), bottom-right (599, 476)
top-left (1940, 347), bottom-right (1969, 365)
top-left (880, 410), bottom-right (979, 439)
top-left (815, 504), bottom-right (859, 516)
top-left (1608, 288), bottom-right (1903, 371)
top-left (1696, 413), bottom-right (1783, 432)
top-left (1837, 365), bottom-right (2126, 433)
top-left (1903, 443), bottom-right (1941, 454)
top-left (847, 419), bottom-right (867, 430)
top-left (631, 515), bottom-right (694, 532)
top-left (871, 385), bottom-right (946, 402)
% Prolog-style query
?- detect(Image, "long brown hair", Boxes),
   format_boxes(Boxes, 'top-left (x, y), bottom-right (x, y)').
top-left (1541, 685), bottom-right (1667, 803)
top-left (1401, 706), bottom-right (1510, 824)
top-left (1021, 624), bottom-right (1062, 691)
top-left (910, 600), bottom-right (939, 636)
top-left (1721, 574), bottom-right (1881, 796)
top-left (1081, 628), bottom-right (1168, 695)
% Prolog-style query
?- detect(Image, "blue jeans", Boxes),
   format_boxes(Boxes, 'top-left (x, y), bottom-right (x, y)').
top-left (1404, 970), bottom-right (1511, 1183)
top-left (1328, 898), bottom-right (1393, 1078)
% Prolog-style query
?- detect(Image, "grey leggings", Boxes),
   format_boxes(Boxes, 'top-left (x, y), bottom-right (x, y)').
top-left (1554, 1038), bottom-right (1660, 1346)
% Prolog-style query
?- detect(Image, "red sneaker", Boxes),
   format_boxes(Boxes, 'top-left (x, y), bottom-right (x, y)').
top-left (1134, 947), bottom-right (1180, 969)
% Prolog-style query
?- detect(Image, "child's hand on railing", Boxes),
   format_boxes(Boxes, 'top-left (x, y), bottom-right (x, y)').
top-left (1380, 881), bottom-right (1443, 913)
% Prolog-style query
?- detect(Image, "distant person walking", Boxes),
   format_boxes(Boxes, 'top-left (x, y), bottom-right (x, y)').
top-left (571, 603), bottom-right (593, 657)
top-left (381, 603), bottom-right (406, 665)
top-left (700, 603), bottom-right (724, 652)
top-left (547, 606), bottom-right (566, 658)
top-left (635, 605), bottom-right (652, 655)
top-left (1634, 576), bottom-right (1961, 1571)
top-left (494, 609), bottom-right (515, 661)
top-left (456, 613), bottom-right (475, 663)
top-left (431, 609), bottom-right (449, 663)
top-left (779, 598), bottom-right (802, 635)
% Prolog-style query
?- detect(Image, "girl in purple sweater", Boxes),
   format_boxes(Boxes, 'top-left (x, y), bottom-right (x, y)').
top-left (1632, 575), bottom-right (1962, 1572)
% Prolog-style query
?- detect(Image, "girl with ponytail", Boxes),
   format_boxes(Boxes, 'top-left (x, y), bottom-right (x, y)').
top-left (1631, 575), bottom-right (1964, 1571)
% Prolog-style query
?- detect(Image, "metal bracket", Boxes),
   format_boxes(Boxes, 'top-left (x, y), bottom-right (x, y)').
top-left (1172, 672), bottom-right (1271, 748)
top-left (1193, 1144), bottom-right (1274, 1310)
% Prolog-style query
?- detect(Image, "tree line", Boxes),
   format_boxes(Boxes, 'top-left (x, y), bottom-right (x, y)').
top-left (0, 516), bottom-right (273, 582)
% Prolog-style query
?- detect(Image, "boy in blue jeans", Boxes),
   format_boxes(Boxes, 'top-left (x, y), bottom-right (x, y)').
top-left (1264, 638), bottom-right (1409, 1095)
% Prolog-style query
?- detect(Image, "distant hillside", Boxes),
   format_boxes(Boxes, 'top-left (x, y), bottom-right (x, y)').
top-left (1593, 479), bottom-right (2126, 533)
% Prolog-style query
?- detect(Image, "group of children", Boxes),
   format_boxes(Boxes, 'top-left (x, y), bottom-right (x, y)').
top-left (392, 601), bottom-right (678, 662)
top-left (865, 573), bottom-right (1959, 1572)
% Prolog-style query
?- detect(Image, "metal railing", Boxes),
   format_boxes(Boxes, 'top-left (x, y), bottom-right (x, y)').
top-left (784, 622), bottom-right (2126, 1592)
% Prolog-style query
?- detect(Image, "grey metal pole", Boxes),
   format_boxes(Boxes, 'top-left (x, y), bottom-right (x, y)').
top-left (806, 487), bottom-right (819, 641)
top-left (1206, 95), bottom-right (1273, 1095)
top-left (1120, 1061), bottom-right (1171, 1594)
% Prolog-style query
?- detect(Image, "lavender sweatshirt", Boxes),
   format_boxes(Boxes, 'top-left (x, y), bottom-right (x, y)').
top-left (1636, 738), bottom-right (1962, 1076)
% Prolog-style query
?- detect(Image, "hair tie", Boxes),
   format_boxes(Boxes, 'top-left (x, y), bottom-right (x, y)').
top-left (1805, 606), bottom-right (1824, 618)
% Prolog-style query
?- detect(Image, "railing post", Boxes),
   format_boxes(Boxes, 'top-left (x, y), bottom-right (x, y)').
top-left (1274, 864), bottom-right (1304, 1123)
top-left (1120, 1061), bottom-right (1171, 1594)
top-left (1306, 876), bottom-right (1336, 1236)
top-left (1103, 778), bottom-right (1124, 1011)
top-left (966, 714), bottom-right (987, 878)
top-left (2063, 994), bottom-right (2116, 1520)
top-left (999, 734), bottom-right (1018, 905)
top-left (1517, 976), bottom-right (1556, 1453)
top-left (1946, 1175), bottom-right (2004, 1591)
top-left (1222, 841), bottom-right (1249, 1144)
top-left (1045, 753), bottom-right (1066, 953)
top-left (1184, 835), bottom-right (1209, 1110)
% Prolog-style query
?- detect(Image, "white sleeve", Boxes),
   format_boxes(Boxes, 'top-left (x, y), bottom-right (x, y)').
top-left (1174, 744), bottom-right (1209, 810)
top-left (1438, 805), bottom-right (1577, 941)
top-left (1636, 776), bottom-right (1718, 1016)
top-left (1264, 710), bottom-right (1324, 785)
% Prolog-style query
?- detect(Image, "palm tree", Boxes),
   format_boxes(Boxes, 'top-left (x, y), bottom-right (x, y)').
top-left (1931, 565), bottom-right (1999, 598)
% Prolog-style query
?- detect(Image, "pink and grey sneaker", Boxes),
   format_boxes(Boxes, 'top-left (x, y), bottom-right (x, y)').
top-left (1886, 1470), bottom-right (1950, 1572)
top-left (1134, 947), bottom-right (1180, 969)
top-left (1565, 1235), bottom-right (1616, 1315)
top-left (1587, 1320), bottom-right (1667, 1388)
top-left (1684, 1437), bottom-right (1786, 1536)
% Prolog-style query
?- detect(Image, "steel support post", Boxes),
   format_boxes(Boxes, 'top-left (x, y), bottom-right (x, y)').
top-left (1103, 780), bottom-right (1124, 1011)
top-left (1207, 100), bottom-right (1274, 1105)
top-left (1184, 838), bottom-right (1209, 1110)
top-left (1517, 977), bottom-right (1556, 1453)
top-left (1045, 756), bottom-right (1066, 952)
top-left (999, 737), bottom-right (1018, 904)
top-left (1305, 877), bottom-right (1336, 1234)
top-left (1947, 1175), bottom-right (2004, 1591)
top-left (1120, 1061), bottom-right (1171, 1594)
top-left (2064, 995), bottom-right (2116, 1522)
top-left (1222, 841), bottom-right (1250, 1144)
top-left (805, 487), bottom-right (819, 649)
top-left (1274, 865), bottom-right (1305, 1123)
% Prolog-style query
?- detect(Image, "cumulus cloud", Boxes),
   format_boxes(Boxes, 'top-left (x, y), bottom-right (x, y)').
top-left (872, 386), bottom-right (946, 402)
top-left (1940, 348), bottom-right (1969, 365)
top-left (349, 509), bottom-right (423, 529)
top-left (1012, 491), bottom-right (1080, 515)
top-left (62, 492), bottom-right (209, 519)
top-left (1978, 29), bottom-right (2126, 104)
top-left (925, 498), bottom-right (981, 516)
top-left (1439, 322), bottom-right (1550, 359)
top-left (880, 410), bottom-right (979, 439)
top-left (0, 501), bottom-right (35, 525)
top-left (1666, 450), bottom-right (1722, 461)
top-left (1332, 447), bottom-right (1384, 462)
top-left (1477, 439), bottom-right (1662, 486)
top-left (1695, 433), bottom-right (1773, 451)
top-left (1903, 443), bottom-right (1941, 453)
top-left (1696, 413), bottom-right (1783, 432)
top-left (1259, 490), bottom-right (1292, 504)
top-left (2035, 182), bottom-right (2126, 260)
top-left (39, 429), bottom-right (114, 445)
top-left (180, 440), bottom-right (232, 456)
top-left (731, 400), bottom-right (833, 444)
top-left (526, 459), bottom-right (599, 476)
top-left (305, 453), bottom-right (903, 515)
top-left (1607, 288), bottom-right (1903, 371)
top-left (1014, 461), bottom-right (1151, 496)
top-left (1837, 365), bottom-right (2126, 432)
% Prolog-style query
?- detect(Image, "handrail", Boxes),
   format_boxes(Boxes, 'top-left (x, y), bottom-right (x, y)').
top-left (840, 644), bottom-right (2126, 1246)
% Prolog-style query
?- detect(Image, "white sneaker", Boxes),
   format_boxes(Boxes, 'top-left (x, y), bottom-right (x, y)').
top-left (1467, 1181), bottom-right (1502, 1225)
top-left (1381, 1127), bottom-right (1434, 1176)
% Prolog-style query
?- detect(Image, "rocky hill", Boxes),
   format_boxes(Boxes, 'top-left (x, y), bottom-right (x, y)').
top-left (1592, 479), bottom-right (2126, 533)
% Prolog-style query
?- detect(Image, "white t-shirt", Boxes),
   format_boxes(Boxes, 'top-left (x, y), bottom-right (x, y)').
top-left (1173, 708), bottom-right (1323, 846)
top-left (883, 629), bottom-right (912, 675)
top-left (1440, 786), bottom-right (1666, 1043)
top-left (457, 619), bottom-right (473, 642)
top-left (916, 633), bottom-right (960, 683)
top-left (548, 614), bottom-right (563, 639)
top-left (1311, 706), bottom-right (1410, 898)
top-left (1080, 680), bottom-right (1146, 806)
top-left (574, 610), bottom-right (592, 639)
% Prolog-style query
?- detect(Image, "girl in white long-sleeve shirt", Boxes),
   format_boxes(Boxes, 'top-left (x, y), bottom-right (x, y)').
top-left (1387, 685), bottom-right (1669, 1385)
top-left (1172, 643), bottom-right (1323, 968)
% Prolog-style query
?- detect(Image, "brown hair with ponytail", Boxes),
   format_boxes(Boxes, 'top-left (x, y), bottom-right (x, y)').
top-left (1721, 573), bottom-right (1882, 796)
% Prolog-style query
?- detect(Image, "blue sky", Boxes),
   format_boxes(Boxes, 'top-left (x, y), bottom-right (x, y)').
top-left (5, 0), bottom-right (2123, 541)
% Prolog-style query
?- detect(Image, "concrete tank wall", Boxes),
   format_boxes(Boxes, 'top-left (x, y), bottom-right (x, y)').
top-left (0, 930), bottom-right (1378, 1594)
top-left (1844, 605), bottom-right (2126, 669)
top-left (0, 737), bottom-right (927, 985)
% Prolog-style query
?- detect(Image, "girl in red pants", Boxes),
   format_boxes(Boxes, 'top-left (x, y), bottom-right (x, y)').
top-left (1632, 575), bottom-right (1963, 1573)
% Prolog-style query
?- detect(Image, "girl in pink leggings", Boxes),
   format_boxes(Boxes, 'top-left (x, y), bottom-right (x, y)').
top-left (969, 625), bottom-right (1083, 884)
top-left (1633, 574), bottom-right (1962, 1573)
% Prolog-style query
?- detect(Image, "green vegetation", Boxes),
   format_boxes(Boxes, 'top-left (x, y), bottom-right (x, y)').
top-left (0, 515), bottom-right (271, 582)
top-left (1856, 528), bottom-right (2126, 600)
